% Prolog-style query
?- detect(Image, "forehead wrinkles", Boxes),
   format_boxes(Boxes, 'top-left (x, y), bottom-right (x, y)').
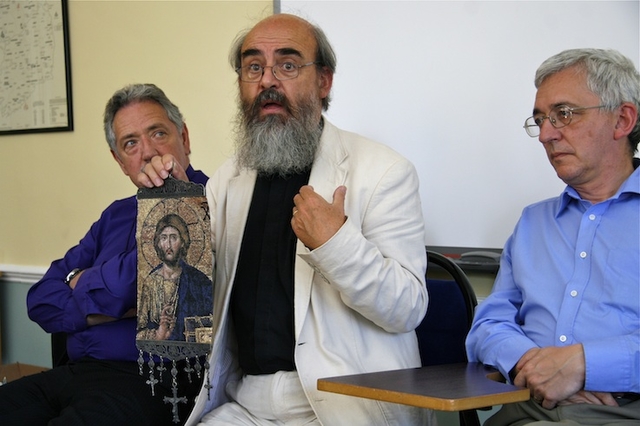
top-left (242, 21), bottom-right (316, 61)
top-left (114, 102), bottom-right (169, 139)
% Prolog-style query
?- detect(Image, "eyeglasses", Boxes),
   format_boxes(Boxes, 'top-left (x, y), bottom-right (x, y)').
top-left (523, 105), bottom-right (606, 137)
top-left (235, 62), bottom-right (317, 83)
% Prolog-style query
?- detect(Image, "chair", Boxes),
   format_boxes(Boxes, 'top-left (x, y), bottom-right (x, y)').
top-left (417, 250), bottom-right (480, 426)
top-left (318, 251), bottom-right (527, 420)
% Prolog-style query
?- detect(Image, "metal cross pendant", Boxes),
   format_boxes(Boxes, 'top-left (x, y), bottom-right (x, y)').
top-left (146, 357), bottom-right (159, 396)
top-left (164, 384), bottom-right (188, 424)
top-left (183, 359), bottom-right (194, 383)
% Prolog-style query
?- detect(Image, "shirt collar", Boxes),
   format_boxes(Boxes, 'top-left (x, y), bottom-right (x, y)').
top-left (556, 158), bottom-right (640, 216)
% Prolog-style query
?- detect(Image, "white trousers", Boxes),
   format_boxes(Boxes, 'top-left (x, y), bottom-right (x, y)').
top-left (199, 371), bottom-right (319, 426)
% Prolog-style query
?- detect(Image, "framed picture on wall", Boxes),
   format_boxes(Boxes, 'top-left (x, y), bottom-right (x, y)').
top-left (0, 0), bottom-right (73, 135)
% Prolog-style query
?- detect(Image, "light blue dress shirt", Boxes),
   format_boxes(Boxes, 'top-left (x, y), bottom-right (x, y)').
top-left (466, 164), bottom-right (639, 393)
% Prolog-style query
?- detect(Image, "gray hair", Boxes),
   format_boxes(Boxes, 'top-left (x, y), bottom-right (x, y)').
top-left (103, 83), bottom-right (185, 152)
top-left (229, 18), bottom-right (337, 111)
top-left (535, 48), bottom-right (640, 154)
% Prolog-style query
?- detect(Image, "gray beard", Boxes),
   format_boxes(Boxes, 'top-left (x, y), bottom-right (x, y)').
top-left (234, 90), bottom-right (322, 177)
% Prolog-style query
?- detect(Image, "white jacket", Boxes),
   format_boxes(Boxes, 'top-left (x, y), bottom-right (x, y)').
top-left (187, 119), bottom-right (432, 425)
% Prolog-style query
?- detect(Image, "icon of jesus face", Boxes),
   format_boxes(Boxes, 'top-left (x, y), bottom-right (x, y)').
top-left (153, 214), bottom-right (191, 267)
top-left (157, 226), bottom-right (184, 264)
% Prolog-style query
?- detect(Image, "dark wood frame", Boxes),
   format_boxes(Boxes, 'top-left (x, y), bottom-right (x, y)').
top-left (0, 0), bottom-right (73, 135)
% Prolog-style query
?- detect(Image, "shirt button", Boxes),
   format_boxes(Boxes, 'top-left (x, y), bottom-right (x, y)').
top-left (589, 214), bottom-right (596, 220)
top-left (570, 290), bottom-right (578, 297)
top-left (580, 251), bottom-right (587, 259)
top-left (559, 335), bottom-right (567, 342)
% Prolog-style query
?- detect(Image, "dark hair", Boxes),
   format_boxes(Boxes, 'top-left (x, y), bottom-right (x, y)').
top-left (103, 84), bottom-right (185, 152)
top-left (153, 214), bottom-right (190, 261)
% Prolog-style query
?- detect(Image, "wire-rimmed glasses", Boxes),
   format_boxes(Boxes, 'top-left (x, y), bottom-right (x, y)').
top-left (523, 105), bottom-right (606, 137)
top-left (235, 62), bottom-right (318, 83)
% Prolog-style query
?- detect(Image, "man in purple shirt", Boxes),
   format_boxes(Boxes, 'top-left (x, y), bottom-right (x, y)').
top-left (0, 84), bottom-right (208, 426)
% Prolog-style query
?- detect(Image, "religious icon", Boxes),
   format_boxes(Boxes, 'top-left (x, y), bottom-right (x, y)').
top-left (137, 211), bottom-right (213, 342)
top-left (136, 177), bottom-right (213, 423)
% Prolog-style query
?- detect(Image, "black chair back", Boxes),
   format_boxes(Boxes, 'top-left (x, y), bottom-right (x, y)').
top-left (417, 250), bottom-right (477, 366)
top-left (417, 250), bottom-right (481, 426)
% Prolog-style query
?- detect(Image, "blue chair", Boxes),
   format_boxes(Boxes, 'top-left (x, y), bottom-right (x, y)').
top-left (417, 250), bottom-right (480, 426)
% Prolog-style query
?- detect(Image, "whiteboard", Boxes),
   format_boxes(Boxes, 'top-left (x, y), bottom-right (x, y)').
top-left (279, 0), bottom-right (640, 248)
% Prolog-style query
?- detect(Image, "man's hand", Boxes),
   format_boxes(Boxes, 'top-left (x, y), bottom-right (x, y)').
top-left (557, 391), bottom-right (619, 407)
top-left (513, 344), bottom-right (586, 409)
top-left (291, 185), bottom-right (347, 250)
top-left (155, 304), bottom-right (175, 340)
top-left (138, 154), bottom-right (188, 188)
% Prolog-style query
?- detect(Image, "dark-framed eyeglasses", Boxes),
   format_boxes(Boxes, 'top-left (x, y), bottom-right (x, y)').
top-left (523, 105), bottom-right (606, 137)
top-left (235, 62), bottom-right (318, 83)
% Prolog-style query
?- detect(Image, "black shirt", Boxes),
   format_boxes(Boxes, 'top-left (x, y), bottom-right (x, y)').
top-left (231, 170), bottom-right (311, 375)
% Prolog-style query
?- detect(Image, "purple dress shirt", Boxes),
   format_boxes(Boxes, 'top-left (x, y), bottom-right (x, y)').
top-left (27, 166), bottom-right (208, 362)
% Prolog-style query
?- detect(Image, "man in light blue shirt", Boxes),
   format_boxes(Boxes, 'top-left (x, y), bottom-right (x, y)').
top-left (466, 48), bottom-right (640, 425)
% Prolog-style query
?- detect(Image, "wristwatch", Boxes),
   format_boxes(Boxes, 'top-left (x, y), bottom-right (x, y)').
top-left (64, 268), bottom-right (81, 285)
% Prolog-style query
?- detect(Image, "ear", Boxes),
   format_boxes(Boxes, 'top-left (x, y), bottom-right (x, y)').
top-left (613, 102), bottom-right (638, 140)
top-left (181, 123), bottom-right (192, 156)
top-left (318, 67), bottom-right (333, 101)
top-left (111, 149), bottom-right (129, 176)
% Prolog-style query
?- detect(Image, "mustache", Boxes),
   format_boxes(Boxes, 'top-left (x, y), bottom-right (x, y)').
top-left (248, 89), bottom-right (291, 118)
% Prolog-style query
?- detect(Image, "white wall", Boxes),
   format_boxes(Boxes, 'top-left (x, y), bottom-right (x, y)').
top-left (280, 0), bottom-right (640, 248)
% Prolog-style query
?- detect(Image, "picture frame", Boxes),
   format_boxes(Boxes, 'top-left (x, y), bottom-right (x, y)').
top-left (0, 0), bottom-right (73, 135)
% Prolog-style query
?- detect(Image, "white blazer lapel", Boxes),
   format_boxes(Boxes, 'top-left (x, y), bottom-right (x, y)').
top-left (225, 170), bottom-right (256, 279)
top-left (308, 120), bottom-right (348, 200)
top-left (294, 119), bottom-right (348, 338)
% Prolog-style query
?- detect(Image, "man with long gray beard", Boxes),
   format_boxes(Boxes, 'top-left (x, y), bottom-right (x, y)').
top-left (141, 13), bottom-right (432, 426)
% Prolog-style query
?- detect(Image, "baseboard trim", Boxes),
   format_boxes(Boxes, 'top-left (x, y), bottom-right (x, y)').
top-left (0, 264), bottom-right (47, 285)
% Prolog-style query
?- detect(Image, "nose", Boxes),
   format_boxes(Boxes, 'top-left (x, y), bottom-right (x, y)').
top-left (140, 136), bottom-right (159, 162)
top-left (259, 66), bottom-right (280, 89)
top-left (537, 117), bottom-right (560, 144)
